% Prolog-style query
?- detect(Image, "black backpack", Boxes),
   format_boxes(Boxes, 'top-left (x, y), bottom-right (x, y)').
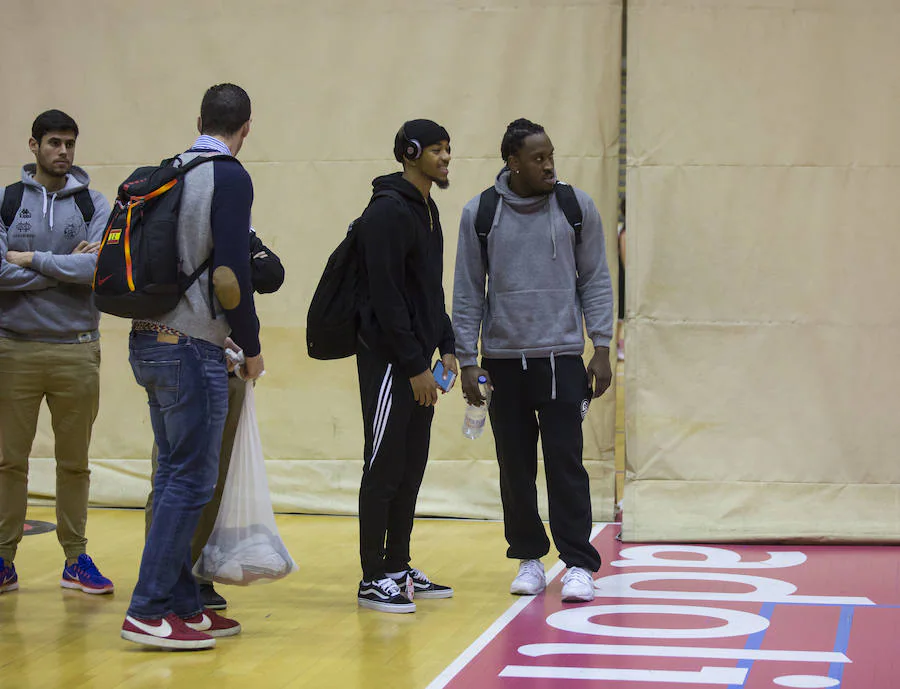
top-left (1, 181), bottom-right (95, 229)
top-left (306, 190), bottom-right (404, 360)
top-left (92, 153), bottom-right (234, 319)
top-left (473, 181), bottom-right (583, 267)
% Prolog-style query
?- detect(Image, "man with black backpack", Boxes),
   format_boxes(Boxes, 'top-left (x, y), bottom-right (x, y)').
top-left (452, 118), bottom-right (614, 604)
top-left (120, 83), bottom-right (263, 650)
top-left (0, 109), bottom-right (114, 598)
top-left (353, 119), bottom-right (457, 613)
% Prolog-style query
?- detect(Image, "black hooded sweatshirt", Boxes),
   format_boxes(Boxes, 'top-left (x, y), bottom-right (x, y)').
top-left (356, 172), bottom-right (455, 377)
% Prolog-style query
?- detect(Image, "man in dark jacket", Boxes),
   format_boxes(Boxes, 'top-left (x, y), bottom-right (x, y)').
top-left (122, 83), bottom-right (263, 650)
top-left (354, 119), bottom-right (457, 613)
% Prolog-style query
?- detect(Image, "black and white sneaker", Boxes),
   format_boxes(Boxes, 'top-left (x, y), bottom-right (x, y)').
top-left (391, 568), bottom-right (454, 599)
top-left (358, 578), bottom-right (416, 613)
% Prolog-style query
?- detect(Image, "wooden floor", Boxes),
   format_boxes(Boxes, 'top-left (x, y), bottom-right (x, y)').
top-left (0, 364), bottom-right (630, 689)
top-left (1, 510), bottom-right (522, 689)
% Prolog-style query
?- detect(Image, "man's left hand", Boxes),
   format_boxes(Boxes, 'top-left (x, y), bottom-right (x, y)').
top-left (587, 346), bottom-right (613, 399)
top-left (6, 251), bottom-right (34, 268)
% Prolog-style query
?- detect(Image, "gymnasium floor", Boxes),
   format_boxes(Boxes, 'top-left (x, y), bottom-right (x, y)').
top-left (4, 364), bottom-right (899, 689)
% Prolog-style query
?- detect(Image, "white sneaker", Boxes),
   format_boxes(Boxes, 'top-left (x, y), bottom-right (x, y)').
top-left (561, 566), bottom-right (595, 602)
top-left (510, 559), bottom-right (546, 595)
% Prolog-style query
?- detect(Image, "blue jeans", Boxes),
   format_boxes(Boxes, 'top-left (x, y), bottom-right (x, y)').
top-left (127, 331), bottom-right (228, 619)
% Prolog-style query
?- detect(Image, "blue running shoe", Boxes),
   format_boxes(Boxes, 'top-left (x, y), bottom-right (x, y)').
top-left (0, 558), bottom-right (18, 594)
top-left (61, 554), bottom-right (114, 594)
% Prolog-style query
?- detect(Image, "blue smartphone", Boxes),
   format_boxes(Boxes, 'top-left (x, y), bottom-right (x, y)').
top-left (432, 360), bottom-right (457, 392)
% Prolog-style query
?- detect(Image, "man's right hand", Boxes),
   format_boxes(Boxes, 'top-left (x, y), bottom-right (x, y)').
top-left (72, 241), bottom-right (101, 255)
top-left (242, 353), bottom-right (265, 381)
top-left (410, 369), bottom-right (439, 407)
top-left (461, 366), bottom-right (492, 406)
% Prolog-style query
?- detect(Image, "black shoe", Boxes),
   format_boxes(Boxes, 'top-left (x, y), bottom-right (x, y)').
top-left (199, 583), bottom-right (227, 610)
top-left (390, 568), bottom-right (454, 599)
top-left (357, 578), bottom-right (416, 613)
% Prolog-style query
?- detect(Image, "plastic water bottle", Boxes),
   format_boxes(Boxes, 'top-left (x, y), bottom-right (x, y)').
top-left (462, 375), bottom-right (491, 440)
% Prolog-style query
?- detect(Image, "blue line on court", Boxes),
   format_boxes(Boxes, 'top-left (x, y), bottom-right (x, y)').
top-left (828, 605), bottom-right (855, 685)
top-left (727, 602), bottom-right (776, 689)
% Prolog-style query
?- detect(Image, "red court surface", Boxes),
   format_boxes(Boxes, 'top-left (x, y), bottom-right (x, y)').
top-left (428, 524), bottom-right (900, 688)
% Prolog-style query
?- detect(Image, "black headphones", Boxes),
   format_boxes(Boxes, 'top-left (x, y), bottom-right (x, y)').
top-left (400, 124), bottom-right (422, 161)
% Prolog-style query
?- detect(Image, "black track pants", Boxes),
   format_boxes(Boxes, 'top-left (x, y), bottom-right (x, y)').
top-left (483, 356), bottom-right (601, 571)
top-left (357, 345), bottom-right (434, 581)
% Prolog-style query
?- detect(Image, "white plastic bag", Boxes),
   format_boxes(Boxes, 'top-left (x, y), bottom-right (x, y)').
top-left (194, 381), bottom-right (298, 585)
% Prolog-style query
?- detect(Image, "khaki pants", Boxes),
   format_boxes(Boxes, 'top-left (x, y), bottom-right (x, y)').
top-left (0, 337), bottom-right (101, 562)
top-left (145, 374), bottom-right (246, 575)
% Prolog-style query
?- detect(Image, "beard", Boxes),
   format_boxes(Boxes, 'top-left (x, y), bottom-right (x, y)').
top-left (38, 158), bottom-right (70, 178)
top-left (431, 176), bottom-right (450, 190)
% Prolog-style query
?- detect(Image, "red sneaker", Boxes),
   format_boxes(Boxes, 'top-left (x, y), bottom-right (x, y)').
top-left (121, 613), bottom-right (215, 650)
top-left (182, 608), bottom-right (242, 638)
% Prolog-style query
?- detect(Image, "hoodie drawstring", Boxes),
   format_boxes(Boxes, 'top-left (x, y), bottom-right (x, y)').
top-left (520, 352), bottom-right (557, 399)
top-left (549, 205), bottom-right (558, 260)
top-left (49, 192), bottom-right (57, 230)
top-left (550, 351), bottom-right (557, 401)
top-left (40, 187), bottom-right (58, 230)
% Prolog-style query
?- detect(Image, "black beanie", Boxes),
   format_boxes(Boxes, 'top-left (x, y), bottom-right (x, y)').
top-left (393, 119), bottom-right (450, 162)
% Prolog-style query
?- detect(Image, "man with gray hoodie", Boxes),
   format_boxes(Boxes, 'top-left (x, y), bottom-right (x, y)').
top-left (0, 109), bottom-right (114, 596)
top-left (452, 118), bottom-right (614, 603)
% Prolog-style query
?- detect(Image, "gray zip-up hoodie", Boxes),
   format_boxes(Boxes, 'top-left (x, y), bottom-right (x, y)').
top-left (452, 169), bottom-right (613, 368)
top-left (0, 165), bottom-right (110, 342)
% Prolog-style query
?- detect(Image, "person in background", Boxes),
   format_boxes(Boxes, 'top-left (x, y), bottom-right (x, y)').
top-left (0, 109), bottom-right (113, 597)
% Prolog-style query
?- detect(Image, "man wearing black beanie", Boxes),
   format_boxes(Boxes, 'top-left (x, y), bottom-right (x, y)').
top-left (353, 119), bottom-right (457, 613)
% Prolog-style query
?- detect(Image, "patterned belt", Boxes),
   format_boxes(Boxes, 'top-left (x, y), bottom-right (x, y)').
top-left (132, 320), bottom-right (187, 338)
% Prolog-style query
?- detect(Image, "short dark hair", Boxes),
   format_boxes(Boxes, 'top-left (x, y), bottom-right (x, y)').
top-left (500, 118), bottom-right (545, 162)
top-left (200, 83), bottom-right (251, 136)
top-left (32, 110), bottom-right (79, 143)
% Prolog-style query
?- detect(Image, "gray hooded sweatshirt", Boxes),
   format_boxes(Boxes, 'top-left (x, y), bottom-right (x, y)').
top-left (452, 170), bottom-right (613, 368)
top-left (0, 165), bottom-right (110, 343)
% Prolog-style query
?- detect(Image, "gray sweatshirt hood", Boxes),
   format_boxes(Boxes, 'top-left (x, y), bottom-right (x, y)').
top-left (21, 164), bottom-right (92, 231)
top-left (494, 169), bottom-right (567, 260)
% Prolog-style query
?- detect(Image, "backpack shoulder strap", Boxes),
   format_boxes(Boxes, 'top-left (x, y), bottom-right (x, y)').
top-left (361, 188), bottom-right (410, 228)
top-left (474, 186), bottom-right (500, 269)
top-left (474, 186), bottom-right (500, 246)
top-left (371, 189), bottom-right (405, 206)
top-left (73, 189), bottom-right (95, 224)
top-left (554, 182), bottom-right (584, 245)
top-left (171, 152), bottom-right (238, 175)
top-left (1, 182), bottom-right (25, 229)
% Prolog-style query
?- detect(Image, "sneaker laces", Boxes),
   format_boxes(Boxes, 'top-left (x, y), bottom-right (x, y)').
top-left (75, 554), bottom-right (103, 578)
top-left (518, 559), bottom-right (545, 581)
top-left (562, 567), bottom-right (593, 587)
top-left (375, 577), bottom-right (402, 596)
top-left (73, 553), bottom-right (108, 583)
top-left (408, 568), bottom-right (430, 584)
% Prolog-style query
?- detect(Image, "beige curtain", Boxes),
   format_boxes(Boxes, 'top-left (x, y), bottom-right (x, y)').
top-left (1, 0), bottom-right (623, 520)
top-left (624, 0), bottom-right (900, 541)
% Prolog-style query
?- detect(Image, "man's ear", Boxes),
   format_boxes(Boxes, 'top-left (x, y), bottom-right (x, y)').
top-left (197, 116), bottom-right (203, 135)
top-left (28, 137), bottom-right (39, 155)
